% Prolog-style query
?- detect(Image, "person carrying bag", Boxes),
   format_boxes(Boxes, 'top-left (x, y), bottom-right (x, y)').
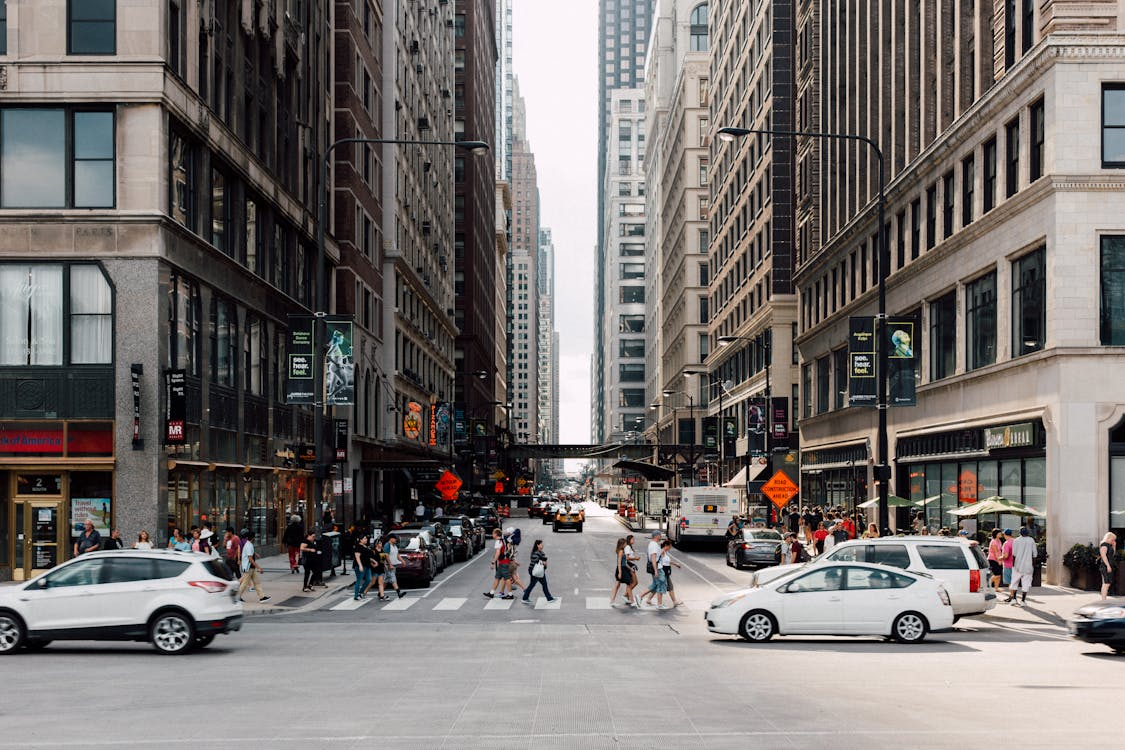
top-left (521, 539), bottom-right (555, 604)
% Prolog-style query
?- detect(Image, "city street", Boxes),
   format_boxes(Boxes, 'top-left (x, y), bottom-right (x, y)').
top-left (0, 505), bottom-right (1119, 749)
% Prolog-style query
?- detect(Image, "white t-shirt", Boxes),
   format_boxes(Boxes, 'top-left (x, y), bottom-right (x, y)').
top-left (647, 540), bottom-right (660, 566)
top-left (658, 551), bottom-right (671, 568)
top-left (1012, 536), bottom-right (1037, 574)
top-left (240, 540), bottom-right (255, 572)
top-left (415, 504), bottom-right (425, 517)
top-left (384, 542), bottom-right (400, 566)
top-left (624, 544), bottom-right (635, 559)
top-left (133, 541), bottom-right (153, 550)
top-left (434, 507), bottom-right (443, 518)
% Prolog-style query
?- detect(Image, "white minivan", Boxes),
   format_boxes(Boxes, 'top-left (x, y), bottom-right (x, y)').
top-left (757, 537), bottom-right (996, 618)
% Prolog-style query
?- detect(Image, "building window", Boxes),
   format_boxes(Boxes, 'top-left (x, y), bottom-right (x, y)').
top-left (1030, 98), bottom-right (1045, 180)
top-left (169, 0), bottom-right (185, 77)
top-left (942, 171), bottom-right (954, 239)
top-left (910, 199), bottom-right (921, 259)
top-left (211, 168), bottom-right (228, 254)
top-left (1100, 235), bottom-right (1125, 345)
top-left (983, 138), bottom-right (997, 213)
top-left (961, 155), bottom-right (975, 227)
top-left (619, 363), bottom-right (645, 382)
top-left (169, 271), bottom-right (200, 376)
top-left (698, 296), bottom-right (708, 324)
top-left (1004, 0), bottom-right (1016, 69)
top-left (170, 128), bottom-right (196, 228)
top-left (689, 4), bottom-right (708, 51)
top-left (1012, 247), bottom-right (1045, 356)
top-left (925, 185), bottom-right (937, 250)
top-left (620, 263), bottom-right (644, 280)
top-left (896, 210), bottom-right (906, 269)
top-left (619, 286), bottom-right (645, 304)
top-left (815, 356), bottom-right (829, 414)
top-left (699, 157), bottom-right (709, 186)
top-left (69, 0), bottom-right (116, 55)
top-left (619, 339), bottom-right (644, 358)
top-left (1104, 85), bottom-right (1125, 168)
top-left (0, 264), bottom-right (112, 366)
top-left (619, 388), bottom-right (645, 408)
top-left (620, 314), bottom-right (644, 333)
top-left (0, 1), bottom-right (9, 56)
top-left (966, 272), bottom-right (997, 370)
top-left (802, 363), bottom-right (813, 418)
top-left (929, 291), bottom-right (956, 381)
top-left (211, 296), bottom-right (237, 387)
top-left (1023, 0), bottom-right (1034, 53)
top-left (1, 109), bottom-right (114, 208)
top-left (833, 348), bottom-right (848, 410)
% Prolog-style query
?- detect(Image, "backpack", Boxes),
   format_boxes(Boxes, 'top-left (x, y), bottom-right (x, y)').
top-left (796, 544), bottom-right (811, 563)
top-left (510, 528), bottom-right (521, 546)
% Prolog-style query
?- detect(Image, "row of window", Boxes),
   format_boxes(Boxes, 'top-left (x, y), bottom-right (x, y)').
top-left (0, 264), bottom-right (113, 366)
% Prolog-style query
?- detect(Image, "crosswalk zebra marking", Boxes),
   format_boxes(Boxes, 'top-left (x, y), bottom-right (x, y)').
top-left (330, 596), bottom-right (373, 611)
top-left (432, 597), bottom-right (467, 611)
top-left (381, 596), bottom-right (419, 611)
top-left (483, 597), bottom-right (514, 610)
top-left (533, 597), bottom-right (561, 610)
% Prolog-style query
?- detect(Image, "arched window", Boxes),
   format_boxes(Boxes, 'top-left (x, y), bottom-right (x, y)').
top-left (690, 3), bottom-right (708, 52)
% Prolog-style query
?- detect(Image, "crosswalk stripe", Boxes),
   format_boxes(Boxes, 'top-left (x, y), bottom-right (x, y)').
top-left (432, 597), bottom-right (467, 611)
top-left (483, 597), bottom-right (513, 610)
top-left (533, 597), bottom-right (561, 610)
top-left (381, 596), bottom-right (419, 611)
top-left (330, 595), bottom-right (372, 611)
top-left (586, 597), bottom-right (613, 610)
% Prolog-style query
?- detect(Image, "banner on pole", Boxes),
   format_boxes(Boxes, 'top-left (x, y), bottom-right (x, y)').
top-left (848, 316), bottom-right (877, 407)
top-left (286, 315), bottom-right (316, 404)
top-left (888, 315), bottom-right (918, 407)
top-left (323, 318), bottom-right (354, 406)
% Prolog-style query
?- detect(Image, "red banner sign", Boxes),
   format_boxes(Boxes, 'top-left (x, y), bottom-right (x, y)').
top-left (0, 429), bottom-right (64, 455)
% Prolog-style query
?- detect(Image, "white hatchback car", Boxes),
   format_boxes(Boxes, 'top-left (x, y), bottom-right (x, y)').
top-left (0, 549), bottom-right (242, 655)
top-left (706, 561), bottom-right (954, 643)
top-left (757, 537), bottom-right (995, 618)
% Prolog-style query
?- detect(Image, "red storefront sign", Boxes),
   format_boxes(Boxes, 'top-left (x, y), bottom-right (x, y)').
top-left (0, 426), bottom-right (114, 457)
top-left (0, 429), bottom-right (64, 454)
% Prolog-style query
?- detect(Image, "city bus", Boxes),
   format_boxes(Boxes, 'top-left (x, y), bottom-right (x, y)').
top-left (665, 486), bottom-right (739, 548)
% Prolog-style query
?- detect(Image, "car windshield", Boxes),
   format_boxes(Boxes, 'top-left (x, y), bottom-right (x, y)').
top-left (398, 534), bottom-right (423, 550)
top-left (744, 530), bottom-right (782, 541)
top-left (449, 527), bottom-right (463, 537)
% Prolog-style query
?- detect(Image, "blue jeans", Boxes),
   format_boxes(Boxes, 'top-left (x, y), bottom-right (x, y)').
top-left (354, 566), bottom-right (371, 598)
top-left (523, 574), bottom-right (552, 600)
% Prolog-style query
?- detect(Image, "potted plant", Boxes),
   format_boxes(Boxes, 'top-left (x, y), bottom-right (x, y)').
top-left (1063, 543), bottom-right (1101, 591)
top-left (1032, 537), bottom-right (1048, 588)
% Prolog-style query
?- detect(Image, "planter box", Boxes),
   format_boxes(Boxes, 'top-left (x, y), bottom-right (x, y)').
top-left (1116, 566), bottom-right (1125, 597)
top-left (1067, 567), bottom-right (1102, 591)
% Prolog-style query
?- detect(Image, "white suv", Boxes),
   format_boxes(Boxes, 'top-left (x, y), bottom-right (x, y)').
top-left (0, 549), bottom-right (242, 655)
top-left (757, 537), bottom-right (996, 618)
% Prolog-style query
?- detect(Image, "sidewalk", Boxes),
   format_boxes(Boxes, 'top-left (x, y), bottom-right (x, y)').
top-left (979, 584), bottom-right (1119, 628)
top-left (238, 551), bottom-right (351, 617)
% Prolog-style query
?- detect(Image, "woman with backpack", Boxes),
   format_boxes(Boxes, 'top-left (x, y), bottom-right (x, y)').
top-left (521, 539), bottom-right (555, 603)
top-left (504, 531), bottom-right (525, 594)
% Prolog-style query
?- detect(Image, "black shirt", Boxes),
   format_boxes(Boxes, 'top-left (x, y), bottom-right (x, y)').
top-left (76, 530), bottom-right (101, 554)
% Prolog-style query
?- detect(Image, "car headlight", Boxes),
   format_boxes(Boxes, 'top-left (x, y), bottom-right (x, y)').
top-left (1091, 607), bottom-right (1125, 620)
top-left (712, 594), bottom-right (746, 609)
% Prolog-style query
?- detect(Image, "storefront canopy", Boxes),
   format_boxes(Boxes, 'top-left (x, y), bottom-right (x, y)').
top-left (611, 460), bottom-right (675, 481)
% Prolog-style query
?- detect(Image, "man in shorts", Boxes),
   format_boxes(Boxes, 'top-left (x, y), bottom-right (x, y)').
top-left (381, 534), bottom-right (406, 599)
top-left (1005, 528), bottom-right (1038, 606)
top-left (483, 528), bottom-right (514, 599)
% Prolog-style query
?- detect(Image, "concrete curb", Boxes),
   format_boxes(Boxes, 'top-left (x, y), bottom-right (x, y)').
top-left (243, 581), bottom-right (351, 617)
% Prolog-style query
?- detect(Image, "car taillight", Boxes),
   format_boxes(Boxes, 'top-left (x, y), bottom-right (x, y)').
top-left (969, 569), bottom-right (981, 593)
top-left (742, 543), bottom-right (751, 550)
top-left (189, 580), bottom-right (227, 594)
top-left (937, 587), bottom-right (951, 606)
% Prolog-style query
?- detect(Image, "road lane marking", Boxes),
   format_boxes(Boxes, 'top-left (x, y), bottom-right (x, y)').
top-left (484, 597), bottom-right (514, 610)
top-left (586, 597), bottom-right (613, 609)
top-left (330, 596), bottom-right (373, 611)
top-left (673, 554), bottom-right (727, 592)
top-left (432, 597), bottom-right (467, 611)
top-left (418, 546), bottom-right (494, 599)
top-left (380, 596), bottom-right (419, 611)
top-left (534, 597), bottom-right (561, 610)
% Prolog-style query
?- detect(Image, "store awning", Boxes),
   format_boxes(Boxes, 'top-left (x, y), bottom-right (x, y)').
top-left (723, 463), bottom-right (773, 489)
top-left (611, 460), bottom-right (675, 481)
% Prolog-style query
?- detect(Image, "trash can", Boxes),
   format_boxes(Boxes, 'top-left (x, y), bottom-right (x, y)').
top-left (322, 531), bottom-right (341, 569)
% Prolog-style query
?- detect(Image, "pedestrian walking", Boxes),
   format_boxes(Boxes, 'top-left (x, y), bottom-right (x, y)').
top-left (522, 539), bottom-right (554, 603)
top-left (640, 540), bottom-right (677, 608)
top-left (787, 507), bottom-right (801, 536)
top-left (133, 530), bottom-right (154, 550)
top-left (236, 531), bottom-right (271, 603)
top-left (300, 531), bottom-right (320, 592)
top-left (352, 534), bottom-right (373, 600)
top-left (861, 523), bottom-right (880, 539)
top-left (1099, 532), bottom-right (1117, 601)
top-left (646, 530), bottom-right (662, 583)
top-left (483, 528), bottom-right (514, 599)
top-left (363, 538), bottom-right (386, 599)
top-left (1000, 529), bottom-right (1015, 589)
top-left (505, 530), bottom-right (525, 594)
top-left (1005, 527), bottom-right (1038, 606)
top-left (785, 533), bottom-right (802, 564)
top-left (987, 529), bottom-right (1004, 591)
top-left (659, 541), bottom-right (684, 607)
top-left (381, 533), bottom-right (406, 599)
top-left (610, 538), bottom-right (631, 605)
top-left (283, 514), bottom-right (304, 574)
top-left (415, 501), bottom-right (427, 521)
top-left (222, 528), bottom-right (241, 578)
top-left (812, 521), bottom-right (828, 555)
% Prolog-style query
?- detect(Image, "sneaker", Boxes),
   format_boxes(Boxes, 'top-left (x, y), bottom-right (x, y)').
top-left (483, 592), bottom-right (494, 599)
top-left (546, 597), bottom-right (556, 603)
top-left (397, 590), bottom-right (406, 599)
top-left (632, 594), bottom-right (641, 608)
top-left (379, 595), bottom-right (389, 601)
top-left (501, 594), bottom-right (515, 600)
top-left (353, 595), bottom-right (361, 601)
top-left (521, 598), bottom-right (532, 604)
top-left (260, 595), bottom-right (272, 603)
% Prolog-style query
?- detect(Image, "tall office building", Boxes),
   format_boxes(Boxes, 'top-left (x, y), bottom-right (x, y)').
top-left (643, 0), bottom-right (711, 473)
top-left (593, 0), bottom-right (656, 443)
top-left (599, 88), bottom-right (649, 440)
top-left (792, 1), bottom-right (1125, 583)
top-left (509, 81), bottom-right (540, 446)
top-left (494, 0), bottom-right (514, 181)
top-left (453, 0), bottom-right (501, 486)
top-left (0, 0), bottom-right (329, 581)
top-left (537, 228), bottom-right (560, 478)
top-left (705, 0), bottom-right (799, 493)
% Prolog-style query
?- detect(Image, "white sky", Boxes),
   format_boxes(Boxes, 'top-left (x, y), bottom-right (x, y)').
top-left (512, 0), bottom-right (599, 448)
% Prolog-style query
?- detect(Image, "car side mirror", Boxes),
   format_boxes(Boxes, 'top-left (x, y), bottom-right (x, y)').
top-left (35, 578), bottom-right (49, 590)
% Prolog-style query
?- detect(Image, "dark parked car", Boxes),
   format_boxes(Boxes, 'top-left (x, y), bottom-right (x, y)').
top-left (726, 528), bottom-right (784, 569)
top-left (399, 524), bottom-right (451, 572)
top-left (1069, 602), bottom-right (1125, 653)
top-left (392, 532), bottom-right (437, 587)
top-left (474, 507), bottom-right (500, 534)
top-left (441, 516), bottom-right (478, 561)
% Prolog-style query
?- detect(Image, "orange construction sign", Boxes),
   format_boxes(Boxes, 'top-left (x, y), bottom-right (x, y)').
top-left (435, 470), bottom-right (463, 501)
top-left (761, 471), bottom-right (799, 509)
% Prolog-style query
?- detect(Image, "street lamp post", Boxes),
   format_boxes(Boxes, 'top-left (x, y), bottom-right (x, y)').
top-left (663, 389), bottom-right (696, 486)
top-left (315, 137), bottom-right (488, 520)
top-left (717, 125), bottom-right (889, 535)
top-left (684, 370), bottom-right (728, 484)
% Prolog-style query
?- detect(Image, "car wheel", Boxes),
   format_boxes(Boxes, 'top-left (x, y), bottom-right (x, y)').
top-left (0, 612), bottom-right (26, 654)
top-left (194, 634), bottom-right (216, 649)
top-left (725, 550), bottom-right (734, 567)
top-left (891, 612), bottom-right (929, 644)
top-left (738, 610), bottom-right (777, 643)
top-left (150, 611), bottom-right (195, 655)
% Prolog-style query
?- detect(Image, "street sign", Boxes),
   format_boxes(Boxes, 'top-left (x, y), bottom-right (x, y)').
top-left (761, 471), bottom-right (799, 509)
top-left (435, 470), bottom-right (462, 501)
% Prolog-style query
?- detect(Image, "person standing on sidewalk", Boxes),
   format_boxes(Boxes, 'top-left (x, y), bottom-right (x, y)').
top-left (300, 531), bottom-right (320, 592)
top-left (381, 534), bottom-right (406, 599)
top-left (351, 534), bottom-right (373, 600)
top-left (282, 514), bottom-right (304, 574)
top-left (1099, 532), bottom-right (1118, 601)
top-left (987, 529), bottom-right (1004, 591)
top-left (237, 532), bottom-right (271, 603)
top-left (522, 539), bottom-right (555, 603)
top-left (1005, 527), bottom-right (1038, 606)
top-left (1000, 529), bottom-right (1015, 589)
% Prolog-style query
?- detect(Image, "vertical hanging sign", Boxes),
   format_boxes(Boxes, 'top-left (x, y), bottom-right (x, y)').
top-left (163, 369), bottom-right (186, 445)
top-left (848, 316), bottom-right (877, 407)
top-left (131, 364), bottom-right (143, 450)
top-left (333, 419), bottom-right (348, 462)
top-left (888, 315), bottom-right (918, 406)
top-left (323, 318), bottom-right (355, 406)
top-left (286, 315), bottom-right (315, 404)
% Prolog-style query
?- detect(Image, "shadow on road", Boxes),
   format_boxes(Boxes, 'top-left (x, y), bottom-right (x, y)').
top-left (705, 636), bottom-right (980, 654)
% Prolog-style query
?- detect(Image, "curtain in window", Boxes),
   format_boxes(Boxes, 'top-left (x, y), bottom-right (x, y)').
top-left (0, 265), bottom-right (28, 364)
top-left (70, 265), bottom-right (112, 363)
top-left (29, 265), bottom-right (63, 365)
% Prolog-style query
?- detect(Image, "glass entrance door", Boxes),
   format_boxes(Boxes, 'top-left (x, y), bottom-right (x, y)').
top-left (14, 499), bottom-right (64, 581)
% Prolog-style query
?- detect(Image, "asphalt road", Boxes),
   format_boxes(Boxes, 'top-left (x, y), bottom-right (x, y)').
top-left (0, 504), bottom-right (1119, 749)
